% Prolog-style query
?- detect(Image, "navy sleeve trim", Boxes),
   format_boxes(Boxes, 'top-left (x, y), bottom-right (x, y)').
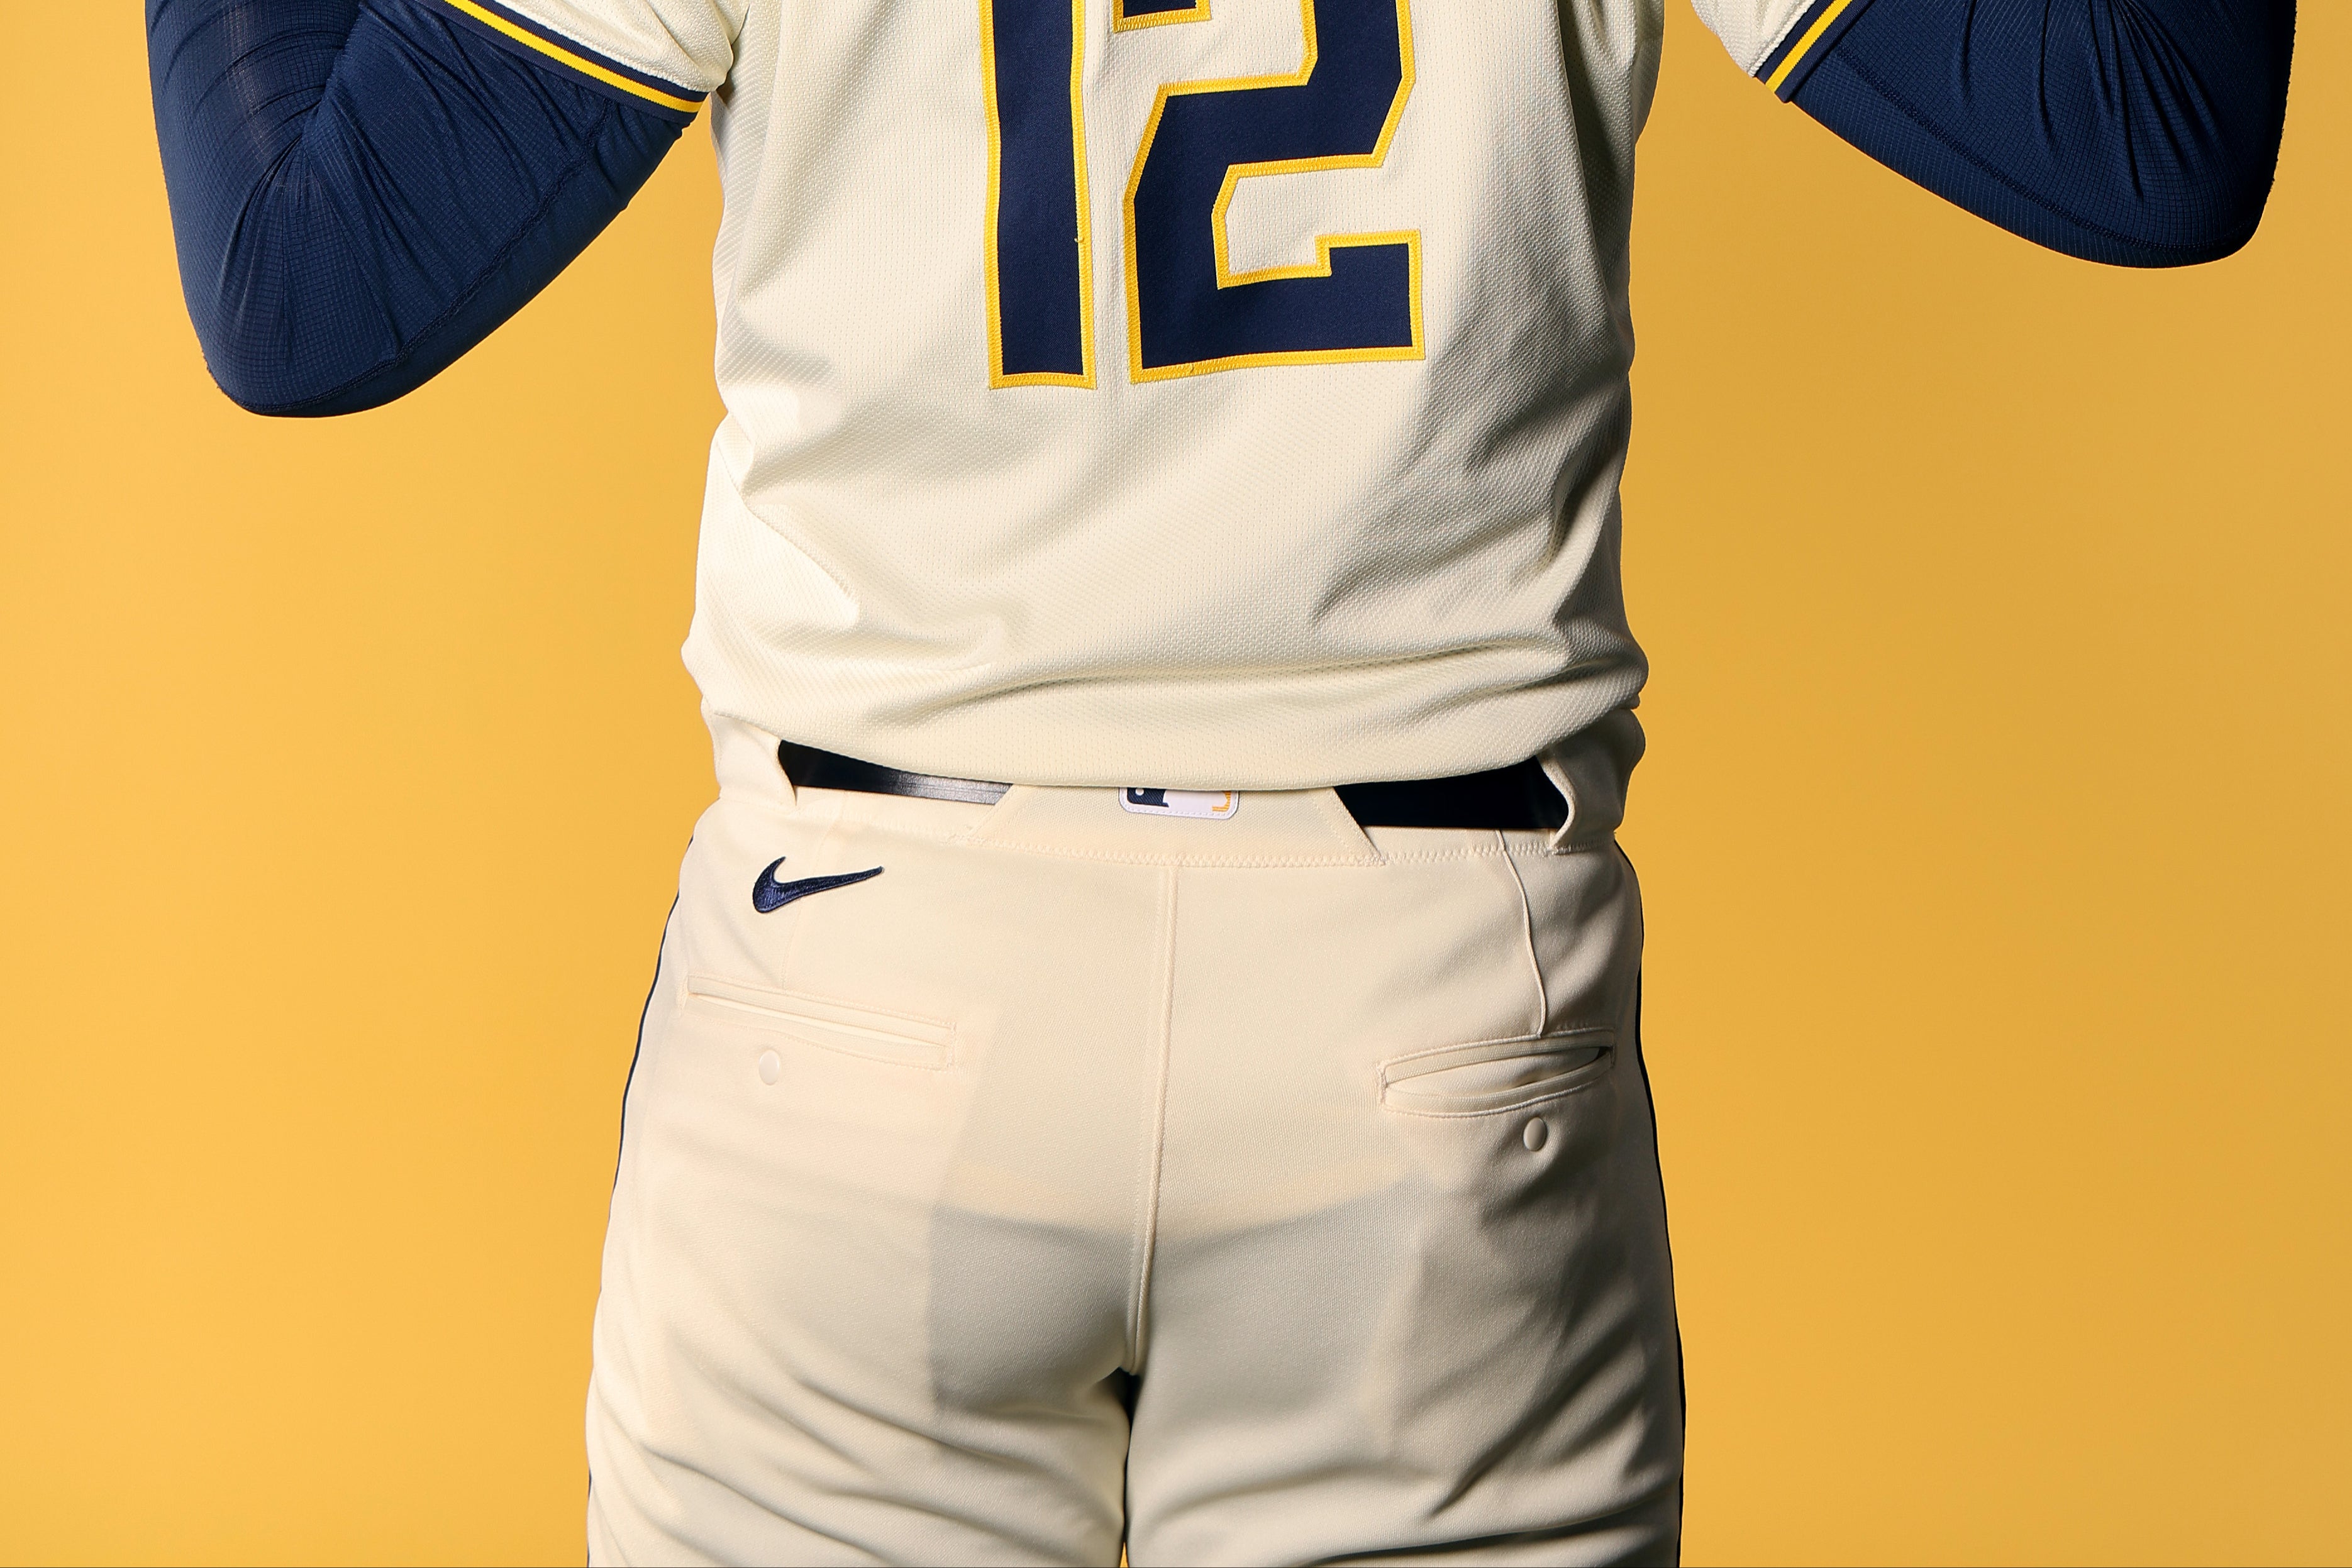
top-left (424, 0), bottom-right (705, 123)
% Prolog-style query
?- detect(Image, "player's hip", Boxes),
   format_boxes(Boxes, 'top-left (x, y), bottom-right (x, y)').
top-left (583, 722), bottom-right (1678, 1563)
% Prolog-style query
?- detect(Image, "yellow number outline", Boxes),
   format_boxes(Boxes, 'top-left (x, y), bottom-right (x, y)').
top-left (1121, 0), bottom-right (1424, 382)
top-left (980, 0), bottom-right (1099, 388)
top-left (1114, 0), bottom-right (1212, 30)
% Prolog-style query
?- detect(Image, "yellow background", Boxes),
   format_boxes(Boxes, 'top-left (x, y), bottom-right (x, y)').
top-left (3, 4), bottom-right (2345, 1562)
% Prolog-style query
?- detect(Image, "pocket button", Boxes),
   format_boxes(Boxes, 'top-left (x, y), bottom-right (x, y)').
top-left (1523, 1117), bottom-right (1548, 1151)
top-left (758, 1050), bottom-right (782, 1085)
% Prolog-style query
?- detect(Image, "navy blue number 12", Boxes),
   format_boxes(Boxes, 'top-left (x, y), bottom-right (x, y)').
top-left (982, 0), bottom-right (1096, 386)
top-left (982, 0), bottom-right (1423, 386)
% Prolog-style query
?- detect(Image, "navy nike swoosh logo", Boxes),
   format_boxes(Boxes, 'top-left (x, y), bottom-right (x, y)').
top-left (752, 857), bottom-right (884, 914)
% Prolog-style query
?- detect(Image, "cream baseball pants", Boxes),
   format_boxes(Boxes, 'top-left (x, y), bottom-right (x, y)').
top-left (585, 721), bottom-right (1682, 1565)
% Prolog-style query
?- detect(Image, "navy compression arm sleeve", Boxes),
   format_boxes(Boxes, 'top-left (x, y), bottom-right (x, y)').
top-left (147, 0), bottom-right (695, 416)
top-left (1761, 0), bottom-right (2295, 267)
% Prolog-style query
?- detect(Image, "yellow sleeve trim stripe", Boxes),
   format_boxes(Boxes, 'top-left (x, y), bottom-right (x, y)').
top-left (432, 0), bottom-right (705, 116)
top-left (1763, 0), bottom-right (1857, 96)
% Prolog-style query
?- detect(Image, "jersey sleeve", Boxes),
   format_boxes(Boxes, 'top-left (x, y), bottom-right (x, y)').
top-left (421, 0), bottom-right (743, 122)
top-left (1690, 0), bottom-right (2292, 267)
top-left (1685, 0), bottom-right (1859, 87)
top-left (149, 0), bottom-right (695, 414)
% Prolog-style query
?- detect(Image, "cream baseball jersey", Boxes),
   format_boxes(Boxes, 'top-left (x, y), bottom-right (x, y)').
top-left (444, 0), bottom-right (1816, 790)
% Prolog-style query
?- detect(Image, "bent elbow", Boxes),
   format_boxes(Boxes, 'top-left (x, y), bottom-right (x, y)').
top-left (201, 358), bottom-right (409, 420)
top-left (175, 199), bottom-right (414, 416)
top-left (1790, 0), bottom-right (2295, 272)
top-left (177, 168), bottom-right (550, 417)
top-left (200, 357), bottom-right (344, 419)
top-left (2078, 155), bottom-right (2283, 269)
top-left (186, 286), bottom-right (409, 418)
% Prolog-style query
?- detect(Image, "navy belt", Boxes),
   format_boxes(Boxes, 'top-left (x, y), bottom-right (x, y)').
top-left (777, 742), bottom-right (1568, 832)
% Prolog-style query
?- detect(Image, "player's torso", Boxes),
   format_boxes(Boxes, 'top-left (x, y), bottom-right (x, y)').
top-left (687, 0), bottom-right (1664, 785)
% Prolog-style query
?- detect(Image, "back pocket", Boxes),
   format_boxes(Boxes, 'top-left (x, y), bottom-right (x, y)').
top-left (1379, 1029), bottom-right (1614, 1117)
top-left (685, 974), bottom-right (956, 1069)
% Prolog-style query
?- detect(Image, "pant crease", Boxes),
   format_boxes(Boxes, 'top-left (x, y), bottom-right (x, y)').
top-left (1127, 866), bottom-right (1179, 1367)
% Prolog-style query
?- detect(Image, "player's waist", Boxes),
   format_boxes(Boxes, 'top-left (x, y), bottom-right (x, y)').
top-left (778, 742), bottom-right (1567, 832)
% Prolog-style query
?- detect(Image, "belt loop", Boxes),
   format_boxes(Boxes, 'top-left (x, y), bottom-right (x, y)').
top-left (1539, 754), bottom-right (1580, 851)
top-left (1541, 708), bottom-right (1645, 851)
top-left (707, 707), bottom-right (796, 810)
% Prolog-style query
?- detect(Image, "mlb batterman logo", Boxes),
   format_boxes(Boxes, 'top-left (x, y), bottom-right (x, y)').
top-left (1119, 787), bottom-right (1240, 820)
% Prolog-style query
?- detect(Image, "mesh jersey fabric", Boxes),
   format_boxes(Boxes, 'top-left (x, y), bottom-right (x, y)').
top-left (1778, 0), bottom-right (2294, 267)
top-left (1688, 0), bottom-right (1824, 72)
top-left (442, 0), bottom-right (1813, 790)
top-left (145, 0), bottom-right (693, 416)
